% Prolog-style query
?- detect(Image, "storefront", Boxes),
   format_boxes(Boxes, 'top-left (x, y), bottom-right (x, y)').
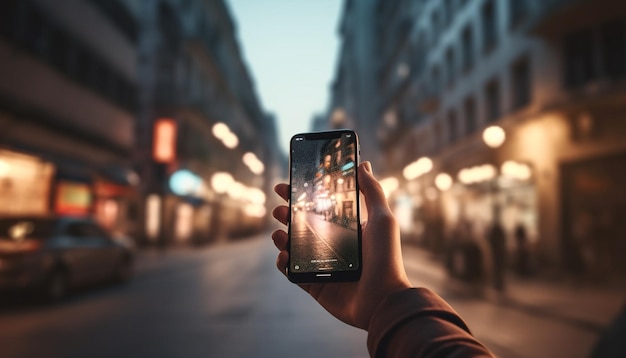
top-left (93, 174), bottom-right (137, 236)
top-left (0, 149), bottom-right (54, 215)
top-left (561, 152), bottom-right (626, 277)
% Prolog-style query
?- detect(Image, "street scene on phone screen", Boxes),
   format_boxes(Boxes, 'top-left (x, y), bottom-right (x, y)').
top-left (289, 134), bottom-right (359, 273)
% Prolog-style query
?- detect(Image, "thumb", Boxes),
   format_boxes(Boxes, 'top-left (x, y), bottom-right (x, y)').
top-left (358, 162), bottom-right (392, 217)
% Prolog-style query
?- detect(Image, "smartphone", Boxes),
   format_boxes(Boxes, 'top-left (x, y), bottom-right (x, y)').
top-left (287, 129), bottom-right (362, 283)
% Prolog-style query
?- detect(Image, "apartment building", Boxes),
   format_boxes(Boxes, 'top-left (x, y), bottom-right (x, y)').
top-left (0, 0), bottom-right (139, 234)
top-left (126, 0), bottom-right (279, 245)
top-left (332, 0), bottom-right (626, 278)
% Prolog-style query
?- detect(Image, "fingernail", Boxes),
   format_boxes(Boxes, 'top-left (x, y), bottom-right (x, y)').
top-left (364, 161), bottom-right (372, 173)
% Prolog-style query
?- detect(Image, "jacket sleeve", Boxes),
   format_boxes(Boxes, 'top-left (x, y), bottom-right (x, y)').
top-left (367, 288), bottom-right (495, 358)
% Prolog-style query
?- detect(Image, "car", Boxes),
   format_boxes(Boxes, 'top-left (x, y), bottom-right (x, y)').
top-left (0, 215), bottom-right (135, 301)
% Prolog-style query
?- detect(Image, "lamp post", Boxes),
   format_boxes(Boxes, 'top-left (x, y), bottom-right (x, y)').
top-left (481, 125), bottom-right (506, 217)
top-left (482, 125), bottom-right (506, 291)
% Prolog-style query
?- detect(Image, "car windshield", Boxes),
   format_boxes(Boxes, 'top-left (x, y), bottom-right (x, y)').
top-left (0, 218), bottom-right (58, 240)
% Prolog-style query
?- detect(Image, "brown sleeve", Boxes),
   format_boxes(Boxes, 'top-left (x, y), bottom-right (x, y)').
top-left (367, 288), bottom-right (495, 358)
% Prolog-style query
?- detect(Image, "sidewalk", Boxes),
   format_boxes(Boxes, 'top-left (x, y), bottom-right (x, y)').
top-left (402, 244), bottom-right (626, 333)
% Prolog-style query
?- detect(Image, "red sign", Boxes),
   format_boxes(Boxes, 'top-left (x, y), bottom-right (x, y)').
top-left (153, 118), bottom-right (177, 163)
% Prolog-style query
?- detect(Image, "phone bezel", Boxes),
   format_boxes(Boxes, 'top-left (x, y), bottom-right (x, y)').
top-left (287, 129), bottom-right (362, 283)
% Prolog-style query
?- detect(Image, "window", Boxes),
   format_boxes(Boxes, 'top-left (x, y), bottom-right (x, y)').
top-left (444, 0), bottom-right (456, 26)
top-left (564, 29), bottom-right (595, 88)
top-left (461, 25), bottom-right (474, 72)
top-left (464, 97), bottom-right (477, 134)
top-left (485, 79), bottom-right (501, 122)
top-left (67, 222), bottom-right (110, 246)
top-left (600, 18), bottom-right (626, 78)
top-left (158, 2), bottom-right (181, 51)
top-left (445, 47), bottom-right (456, 87)
top-left (447, 110), bottom-right (458, 143)
top-left (512, 56), bottom-right (531, 109)
top-left (482, 0), bottom-right (497, 53)
top-left (509, 0), bottom-right (528, 29)
top-left (431, 8), bottom-right (442, 45)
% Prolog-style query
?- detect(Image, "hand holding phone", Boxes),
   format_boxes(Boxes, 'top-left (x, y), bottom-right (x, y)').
top-left (272, 159), bottom-right (412, 330)
top-left (287, 130), bottom-right (362, 283)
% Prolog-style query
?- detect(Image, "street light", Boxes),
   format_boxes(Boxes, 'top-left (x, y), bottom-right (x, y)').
top-left (482, 125), bottom-right (506, 148)
top-left (435, 173), bottom-right (453, 191)
top-left (403, 157), bottom-right (433, 180)
top-left (242, 152), bottom-right (264, 175)
top-left (212, 122), bottom-right (239, 149)
top-left (501, 160), bottom-right (531, 181)
top-left (211, 172), bottom-right (234, 194)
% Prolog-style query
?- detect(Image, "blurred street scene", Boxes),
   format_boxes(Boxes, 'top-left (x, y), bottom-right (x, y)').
top-left (1, 0), bottom-right (626, 357)
top-left (1, 233), bottom-right (624, 358)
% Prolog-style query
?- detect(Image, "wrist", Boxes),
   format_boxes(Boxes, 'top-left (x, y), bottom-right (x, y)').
top-left (364, 280), bottom-right (413, 331)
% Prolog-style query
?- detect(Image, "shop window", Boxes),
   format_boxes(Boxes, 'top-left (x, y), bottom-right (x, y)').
top-left (485, 78), bottom-right (501, 122)
top-left (511, 55), bottom-right (531, 110)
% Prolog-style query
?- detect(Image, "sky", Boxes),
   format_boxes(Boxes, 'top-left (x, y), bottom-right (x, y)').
top-left (226, 0), bottom-right (344, 154)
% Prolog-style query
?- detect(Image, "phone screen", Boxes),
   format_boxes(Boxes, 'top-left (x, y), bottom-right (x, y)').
top-left (288, 130), bottom-right (361, 283)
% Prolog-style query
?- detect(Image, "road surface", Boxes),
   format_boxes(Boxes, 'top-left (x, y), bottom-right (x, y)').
top-left (0, 233), bottom-right (621, 358)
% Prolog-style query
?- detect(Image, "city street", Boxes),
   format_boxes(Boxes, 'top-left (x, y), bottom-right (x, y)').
top-left (1, 233), bottom-right (625, 358)
top-left (290, 210), bottom-right (359, 271)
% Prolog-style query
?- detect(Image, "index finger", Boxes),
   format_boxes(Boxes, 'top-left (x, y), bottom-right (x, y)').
top-left (274, 183), bottom-right (289, 202)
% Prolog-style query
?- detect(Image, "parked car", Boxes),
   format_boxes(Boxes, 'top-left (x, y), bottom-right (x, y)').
top-left (0, 215), bottom-right (135, 301)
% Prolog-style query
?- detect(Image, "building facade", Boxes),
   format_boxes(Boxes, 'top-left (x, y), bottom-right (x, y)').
top-left (0, 0), bottom-right (281, 246)
top-left (330, 0), bottom-right (626, 279)
top-left (329, 0), bottom-right (380, 164)
top-left (0, 0), bottom-right (139, 235)
top-left (126, 0), bottom-right (280, 246)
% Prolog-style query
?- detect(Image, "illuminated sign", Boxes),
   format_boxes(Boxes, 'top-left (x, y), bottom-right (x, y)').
top-left (169, 169), bottom-right (202, 196)
top-left (55, 182), bottom-right (92, 216)
top-left (153, 118), bottom-right (177, 163)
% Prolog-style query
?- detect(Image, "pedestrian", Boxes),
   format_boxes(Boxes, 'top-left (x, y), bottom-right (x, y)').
top-left (486, 216), bottom-right (506, 291)
top-left (271, 161), bottom-right (494, 357)
top-left (514, 223), bottom-right (530, 276)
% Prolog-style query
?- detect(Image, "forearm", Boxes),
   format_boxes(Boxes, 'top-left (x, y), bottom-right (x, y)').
top-left (367, 288), bottom-right (494, 358)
